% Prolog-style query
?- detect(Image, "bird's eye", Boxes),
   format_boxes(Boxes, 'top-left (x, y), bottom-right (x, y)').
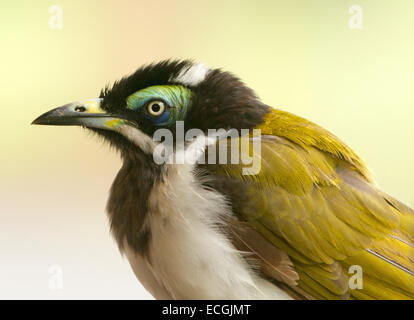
top-left (147, 101), bottom-right (166, 116)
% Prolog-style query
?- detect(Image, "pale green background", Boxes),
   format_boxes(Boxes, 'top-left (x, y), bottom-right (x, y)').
top-left (1, 0), bottom-right (413, 298)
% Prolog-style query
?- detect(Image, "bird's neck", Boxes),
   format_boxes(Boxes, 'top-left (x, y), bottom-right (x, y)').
top-left (107, 151), bottom-right (164, 256)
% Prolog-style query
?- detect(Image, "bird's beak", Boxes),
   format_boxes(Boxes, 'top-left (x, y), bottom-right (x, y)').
top-left (32, 98), bottom-right (131, 130)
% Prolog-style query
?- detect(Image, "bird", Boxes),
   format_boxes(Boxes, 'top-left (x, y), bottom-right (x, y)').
top-left (32, 60), bottom-right (414, 300)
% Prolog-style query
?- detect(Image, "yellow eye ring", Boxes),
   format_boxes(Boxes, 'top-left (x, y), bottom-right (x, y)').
top-left (147, 100), bottom-right (166, 116)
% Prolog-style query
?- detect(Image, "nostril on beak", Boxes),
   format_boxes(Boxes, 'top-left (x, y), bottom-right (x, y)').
top-left (75, 106), bottom-right (86, 112)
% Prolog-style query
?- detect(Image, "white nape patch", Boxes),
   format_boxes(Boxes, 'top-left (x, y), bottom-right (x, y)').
top-left (125, 162), bottom-right (292, 300)
top-left (171, 63), bottom-right (210, 86)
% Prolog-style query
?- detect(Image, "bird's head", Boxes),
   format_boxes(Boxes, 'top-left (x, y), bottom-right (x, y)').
top-left (32, 60), bottom-right (269, 160)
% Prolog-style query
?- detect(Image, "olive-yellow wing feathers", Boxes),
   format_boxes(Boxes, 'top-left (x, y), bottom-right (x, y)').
top-left (201, 108), bottom-right (414, 300)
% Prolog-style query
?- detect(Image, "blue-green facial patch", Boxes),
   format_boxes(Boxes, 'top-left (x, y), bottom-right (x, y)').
top-left (126, 85), bottom-right (192, 126)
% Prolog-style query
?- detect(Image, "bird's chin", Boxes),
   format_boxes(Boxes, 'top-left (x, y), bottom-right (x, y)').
top-left (88, 127), bottom-right (141, 155)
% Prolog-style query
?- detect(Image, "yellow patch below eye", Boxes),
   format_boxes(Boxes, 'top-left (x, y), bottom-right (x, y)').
top-left (105, 119), bottom-right (127, 129)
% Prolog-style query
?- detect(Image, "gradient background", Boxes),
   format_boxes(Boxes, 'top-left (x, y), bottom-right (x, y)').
top-left (1, 0), bottom-right (413, 299)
